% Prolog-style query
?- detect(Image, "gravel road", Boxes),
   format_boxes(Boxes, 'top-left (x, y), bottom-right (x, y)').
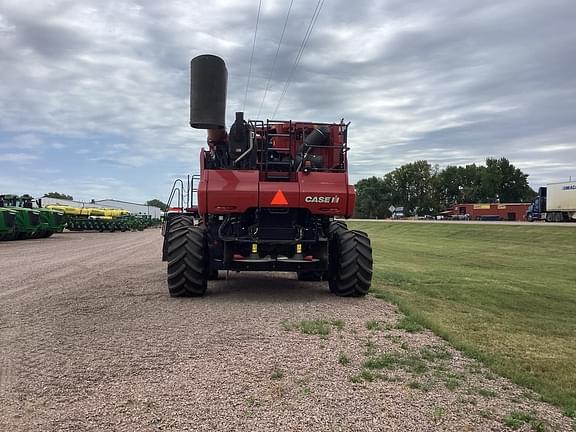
top-left (0, 230), bottom-right (572, 431)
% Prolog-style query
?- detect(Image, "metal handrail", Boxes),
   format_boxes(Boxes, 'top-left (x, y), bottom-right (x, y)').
top-left (166, 179), bottom-right (184, 211)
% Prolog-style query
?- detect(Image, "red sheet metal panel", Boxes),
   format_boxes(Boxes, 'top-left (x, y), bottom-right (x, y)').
top-left (259, 182), bottom-right (299, 209)
top-left (200, 167), bottom-right (354, 217)
top-left (205, 170), bottom-right (259, 214)
top-left (298, 172), bottom-right (351, 217)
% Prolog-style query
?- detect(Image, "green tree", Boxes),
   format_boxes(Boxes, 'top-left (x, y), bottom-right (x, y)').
top-left (43, 192), bottom-right (73, 200)
top-left (145, 199), bottom-right (168, 211)
top-left (387, 160), bottom-right (438, 215)
top-left (481, 157), bottom-right (536, 202)
top-left (460, 164), bottom-right (484, 203)
top-left (355, 176), bottom-right (390, 218)
top-left (435, 165), bottom-right (463, 207)
top-left (354, 158), bottom-right (535, 218)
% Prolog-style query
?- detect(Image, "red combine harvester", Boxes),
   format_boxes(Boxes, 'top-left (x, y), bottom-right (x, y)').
top-left (162, 55), bottom-right (373, 297)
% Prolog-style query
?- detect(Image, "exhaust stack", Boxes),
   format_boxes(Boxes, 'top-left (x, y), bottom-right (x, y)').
top-left (190, 55), bottom-right (228, 130)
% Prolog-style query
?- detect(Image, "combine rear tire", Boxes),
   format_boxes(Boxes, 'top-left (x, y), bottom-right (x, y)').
top-left (328, 229), bottom-right (373, 297)
top-left (166, 225), bottom-right (208, 297)
top-left (162, 215), bottom-right (195, 261)
top-left (327, 220), bottom-right (347, 237)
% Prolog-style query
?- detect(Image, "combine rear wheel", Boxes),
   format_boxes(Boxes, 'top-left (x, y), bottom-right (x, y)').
top-left (327, 220), bottom-right (347, 237)
top-left (166, 224), bottom-right (208, 297)
top-left (328, 229), bottom-right (373, 297)
top-left (162, 215), bottom-right (195, 261)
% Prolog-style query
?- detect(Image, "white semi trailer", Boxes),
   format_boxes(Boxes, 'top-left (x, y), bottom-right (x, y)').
top-left (526, 181), bottom-right (576, 222)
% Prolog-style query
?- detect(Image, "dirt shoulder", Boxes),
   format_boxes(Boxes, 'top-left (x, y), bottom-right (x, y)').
top-left (0, 230), bottom-right (571, 431)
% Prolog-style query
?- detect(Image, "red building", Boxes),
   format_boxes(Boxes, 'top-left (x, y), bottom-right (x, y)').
top-left (450, 203), bottom-right (530, 221)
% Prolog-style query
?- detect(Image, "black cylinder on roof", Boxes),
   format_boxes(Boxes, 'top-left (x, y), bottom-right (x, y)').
top-left (304, 126), bottom-right (330, 147)
top-left (190, 55), bottom-right (227, 129)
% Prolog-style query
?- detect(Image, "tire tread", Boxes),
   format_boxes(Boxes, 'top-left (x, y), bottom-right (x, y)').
top-left (328, 227), bottom-right (373, 297)
top-left (166, 223), bottom-right (207, 297)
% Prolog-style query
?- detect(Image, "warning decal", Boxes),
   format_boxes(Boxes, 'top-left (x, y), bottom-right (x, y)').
top-left (271, 190), bottom-right (288, 205)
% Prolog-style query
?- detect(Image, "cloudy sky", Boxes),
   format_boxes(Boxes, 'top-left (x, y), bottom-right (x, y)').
top-left (1, 0), bottom-right (575, 203)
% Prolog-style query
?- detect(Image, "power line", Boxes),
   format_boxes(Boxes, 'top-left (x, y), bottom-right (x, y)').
top-left (242, 0), bottom-right (262, 113)
top-left (271, 0), bottom-right (323, 118)
top-left (272, 0), bottom-right (325, 119)
top-left (256, 0), bottom-right (294, 118)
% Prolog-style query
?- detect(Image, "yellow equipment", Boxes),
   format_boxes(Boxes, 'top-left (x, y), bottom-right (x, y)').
top-left (46, 205), bottom-right (130, 218)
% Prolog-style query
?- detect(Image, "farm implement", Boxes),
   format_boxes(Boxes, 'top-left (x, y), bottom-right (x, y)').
top-left (0, 194), bottom-right (64, 240)
top-left (46, 205), bottom-right (160, 232)
top-left (161, 55), bottom-right (373, 297)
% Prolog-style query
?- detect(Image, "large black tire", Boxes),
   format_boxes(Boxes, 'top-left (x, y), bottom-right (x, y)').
top-left (166, 225), bottom-right (208, 297)
top-left (194, 221), bottom-right (218, 280)
top-left (327, 220), bottom-right (347, 237)
top-left (328, 229), bottom-right (373, 297)
top-left (162, 215), bottom-right (195, 261)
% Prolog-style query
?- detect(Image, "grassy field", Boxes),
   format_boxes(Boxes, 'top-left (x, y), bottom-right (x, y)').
top-left (349, 221), bottom-right (576, 413)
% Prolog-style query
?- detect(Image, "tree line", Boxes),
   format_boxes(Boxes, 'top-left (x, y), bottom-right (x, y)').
top-left (355, 158), bottom-right (536, 219)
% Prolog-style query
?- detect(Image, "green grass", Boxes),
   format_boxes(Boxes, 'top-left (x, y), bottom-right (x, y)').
top-left (281, 319), bottom-right (345, 337)
top-left (503, 411), bottom-right (547, 431)
top-left (350, 369), bottom-right (379, 383)
top-left (408, 380), bottom-right (433, 391)
top-left (444, 376), bottom-right (461, 390)
top-left (338, 352), bottom-right (350, 366)
top-left (270, 368), bottom-right (284, 380)
top-left (364, 340), bottom-right (378, 356)
top-left (477, 388), bottom-right (497, 398)
top-left (395, 315), bottom-right (424, 332)
top-left (350, 221), bottom-right (576, 412)
top-left (366, 319), bottom-right (389, 331)
top-left (245, 395), bottom-right (260, 407)
top-left (433, 406), bottom-right (446, 421)
top-left (419, 345), bottom-right (452, 361)
top-left (331, 319), bottom-right (345, 330)
top-left (298, 320), bottom-right (331, 336)
top-left (363, 352), bottom-right (428, 374)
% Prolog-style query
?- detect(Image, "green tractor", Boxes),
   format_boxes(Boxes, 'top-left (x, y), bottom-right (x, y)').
top-left (20, 195), bottom-right (66, 238)
top-left (0, 194), bottom-right (66, 240)
top-left (37, 208), bottom-right (66, 237)
top-left (0, 207), bottom-right (18, 240)
top-left (0, 194), bottom-right (41, 239)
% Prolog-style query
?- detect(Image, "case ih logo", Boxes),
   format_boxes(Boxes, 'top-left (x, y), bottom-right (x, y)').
top-left (304, 195), bottom-right (340, 204)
